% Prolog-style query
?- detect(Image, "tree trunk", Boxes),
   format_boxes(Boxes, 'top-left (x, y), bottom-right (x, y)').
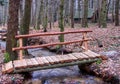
top-left (78, 0), bottom-right (81, 24)
top-left (112, 0), bottom-right (115, 23)
top-left (43, 0), bottom-right (48, 32)
top-left (19, 0), bottom-right (23, 28)
top-left (106, 0), bottom-right (111, 20)
top-left (31, 0), bottom-right (38, 27)
top-left (98, 0), bottom-right (101, 28)
top-left (20, 0), bottom-right (32, 55)
top-left (6, 0), bottom-right (20, 60)
top-left (35, 0), bottom-right (43, 30)
top-left (115, 0), bottom-right (119, 26)
top-left (64, 0), bottom-right (70, 26)
top-left (48, 0), bottom-right (52, 29)
top-left (70, 0), bottom-right (74, 28)
top-left (59, 0), bottom-right (64, 43)
top-left (100, 0), bottom-right (107, 28)
top-left (81, 0), bottom-right (88, 28)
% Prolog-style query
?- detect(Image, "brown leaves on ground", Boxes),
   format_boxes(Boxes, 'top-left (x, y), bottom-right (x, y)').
top-left (30, 23), bottom-right (120, 52)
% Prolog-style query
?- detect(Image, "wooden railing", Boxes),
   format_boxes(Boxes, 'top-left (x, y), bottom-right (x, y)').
top-left (12, 30), bottom-right (92, 60)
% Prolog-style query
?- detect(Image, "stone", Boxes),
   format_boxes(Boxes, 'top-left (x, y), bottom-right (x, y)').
top-left (100, 51), bottom-right (119, 58)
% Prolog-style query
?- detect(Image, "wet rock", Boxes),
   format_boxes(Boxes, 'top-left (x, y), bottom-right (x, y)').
top-left (32, 67), bottom-right (80, 79)
top-left (24, 79), bottom-right (42, 84)
top-left (100, 51), bottom-right (119, 58)
top-left (43, 76), bottom-right (106, 84)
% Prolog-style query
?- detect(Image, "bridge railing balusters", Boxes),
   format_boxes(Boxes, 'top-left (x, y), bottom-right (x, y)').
top-left (12, 30), bottom-right (92, 60)
top-left (19, 38), bottom-right (23, 60)
top-left (83, 32), bottom-right (88, 51)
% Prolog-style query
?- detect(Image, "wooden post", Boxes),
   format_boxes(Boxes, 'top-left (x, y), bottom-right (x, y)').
top-left (83, 32), bottom-right (88, 51)
top-left (19, 38), bottom-right (23, 60)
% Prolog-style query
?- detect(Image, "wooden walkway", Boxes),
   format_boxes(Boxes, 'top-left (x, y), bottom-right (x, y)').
top-left (2, 50), bottom-right (103, 74)
top-left (2, 30), bottom-right (106, 74)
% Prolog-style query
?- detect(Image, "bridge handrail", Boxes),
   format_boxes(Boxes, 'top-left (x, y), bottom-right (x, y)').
top-left (12, 38), bottom-right (92, 51)
top-left (15, 30), bottom-right (92, 38)
top-left (13, 29), bottom-right (93, 60)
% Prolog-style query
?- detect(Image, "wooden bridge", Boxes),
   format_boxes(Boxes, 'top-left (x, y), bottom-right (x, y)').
top-left (2, 30), bottom-right (105, 74)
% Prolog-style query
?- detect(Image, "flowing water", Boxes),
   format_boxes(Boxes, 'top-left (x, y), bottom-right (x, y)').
top-left (0, 40), bottom-right (108, 84)
top-left (25, 48), bottom-right (108, 84)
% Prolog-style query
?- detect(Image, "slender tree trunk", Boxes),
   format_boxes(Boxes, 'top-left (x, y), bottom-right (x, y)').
top-left (34, 0), bottom-right (39, 29)
top-left (3, 2), bottom-right (8, 26)
top-left (112, 0), bottom-right (115, 23)
top-left (115, 0), bottom-right (119, 26)
top-left (100, 0), bottom-right (107, 28)
top-left (70, 0), bottom-right (74, 28)
top-left (49, 0), bottom-right (52, 29)
top-left (106, 0), bottom-right (111, 20)
top-left (32, 0), bottom-right (37, 27)
top-left (6, 0), bottom-right (20, 60)
top-left (59, 0), bottom-right (64, 43)
top-left (64, 0), bottom-right (70, 26)
top-left (98, 0), bottom-right (101, 27)
top-left (36, 0), bottom-right (43, 30)
top-left (81, 0), bottom-right (88, 28)
top-left (78, 0), bottom-right (81, 24)
top-left (20, 0), bottom-right (32, 55)
top-left (43, 0), bottom-right (48, 32)
top-left (19, 0), bottom-right (23, 28)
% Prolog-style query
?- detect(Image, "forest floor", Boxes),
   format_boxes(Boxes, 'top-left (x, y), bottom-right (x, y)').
top-left (30, 23), bottom-right (120, 52)
top-left (0, 23), bottom-right (120, 83)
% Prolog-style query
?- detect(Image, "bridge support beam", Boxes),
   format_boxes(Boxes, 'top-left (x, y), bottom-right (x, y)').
top-left (13, 58), bottom-right (101, 73)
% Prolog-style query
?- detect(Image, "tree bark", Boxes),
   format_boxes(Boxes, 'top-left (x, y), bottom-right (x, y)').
top-left (6, 0), bottom-right (20, 60)
top-left (64, 0), bottom-right (69, 26)
top-left (70, 0), bottom-right (74, 28)
top-left (20, 0), bottom-right (32, 55)
top-left (59, 0), bottom-right (64, 43)
top-left (19, 0), bottom-right (23, 28)
top-left (35, 0), bottom-right (43, 30)
top-left (115, 0), bottom-right (119, 26)
top-left (42, 0), bottom-right (48, 32)
top-left (81, 0), bottom-right (88, 28)
top-left (99, 0), bottom-right (107, 28)
top-left (98, 0), bottom-right (101, 28)
top-left (112, 0), bottom-right (115, 23)
top-left (78, 0), bottom-right (81, 24)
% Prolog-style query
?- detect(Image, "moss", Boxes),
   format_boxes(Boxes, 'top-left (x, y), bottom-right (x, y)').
top-left (96, 59), bottom-right (102, 65)
top-left (4, 52), bottom-right (11, 63)
top-left (59, 0), bottom-right (64, 43)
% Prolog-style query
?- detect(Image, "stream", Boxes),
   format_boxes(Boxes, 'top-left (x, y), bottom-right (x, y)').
top-left (0, 40), bottom-right (108, 84)
top-left (25, 48), bottom-right (108, 84)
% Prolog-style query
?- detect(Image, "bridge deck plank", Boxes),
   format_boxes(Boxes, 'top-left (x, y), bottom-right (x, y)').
top-left (50, 56), bottom-right (60, 63)
top-left (25, 59), bottom-right (34, 67)
top-left (2, 64), bottom-right (6, 74)
top-left (30, 58), bottom-right (39, 67)
top-left (88, 50), bottom-right (101, 57)
top-left (83, 51), bottom-right (97, 58)
top-left (72, 53), bottom-right (88, 60)
top-left (61, 55), bottom-right (73, 63)
top-left (2, 51), bottom-right (102, 74)
top-left (45, 56), bottom-right (55, 64)
top-left (5, 61), bottom-right (14, 73)
top-left (67, 54), bottom-right (78, 61)
top-left (55, 55), bottom-right (65, 63)
top-left (14, 59), bottom-right (27, 69)
top-left (65, 55), bottom-right (74, 62)
top-left (40, 57), bottom-right (50, 65)
top-left (35, 57), bottom-right (44, 66)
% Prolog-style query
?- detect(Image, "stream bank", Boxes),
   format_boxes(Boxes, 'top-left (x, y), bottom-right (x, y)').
top-left (23, 48), bottom-right (109, 84)
top-left (0, 39), bottom-right (119, 84)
